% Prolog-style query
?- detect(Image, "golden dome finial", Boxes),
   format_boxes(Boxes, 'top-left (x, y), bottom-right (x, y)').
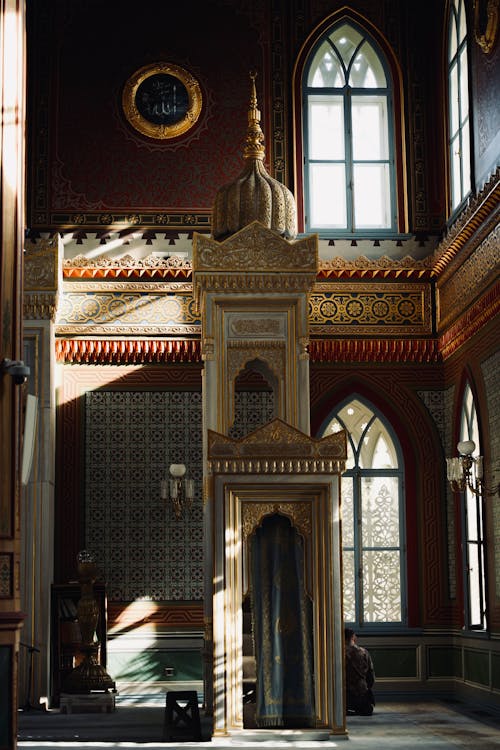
top-left (211, 71), bottom-right (297, 241)
top-left (243, 70), bottom-right (265, 161)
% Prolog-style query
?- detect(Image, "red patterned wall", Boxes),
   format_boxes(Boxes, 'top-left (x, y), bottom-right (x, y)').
top-left (29, 0), bottom-right (270, 227)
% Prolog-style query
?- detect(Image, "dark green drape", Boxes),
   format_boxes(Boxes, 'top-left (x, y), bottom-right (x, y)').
top-left (250, 513), bottom-right (315, 728)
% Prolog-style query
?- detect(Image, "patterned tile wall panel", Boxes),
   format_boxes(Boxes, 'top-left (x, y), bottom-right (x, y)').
top-left (83, 390), bottom-right (273, 602)
top-left (84, 391), bottom-right (203, 602)
top-left (0, 554), bottom-right (13, 598)
top-left (418, 387), bottom-right (457, 600)
top-left (482, 350), bottom-right (500, 598)
top-left (229, 391), bottom-right (275, 439)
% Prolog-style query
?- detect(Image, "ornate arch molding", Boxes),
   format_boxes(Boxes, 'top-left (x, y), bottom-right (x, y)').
top-left (309, 369), bottom-right (459, 626)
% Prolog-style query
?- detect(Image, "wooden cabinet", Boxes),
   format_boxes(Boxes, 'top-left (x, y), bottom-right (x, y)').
top-left (50, 583), bottom-right (108, 707)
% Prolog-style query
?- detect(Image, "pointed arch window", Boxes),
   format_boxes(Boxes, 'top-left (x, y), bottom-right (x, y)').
top-left (459, 383), bottom-right (487, 630)
top-left (302, 22), bottom-right (396, 234)
top-left (448, 0), bottom-right (472, 213)
top-left (321, 397), bottom-right (406, 628)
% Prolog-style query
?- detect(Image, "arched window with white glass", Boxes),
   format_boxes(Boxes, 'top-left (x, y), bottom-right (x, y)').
top-left (320, 397), bottom-right (406, 628)
top-left (448, 0), bottom-right (472, 213)
top-left (302, 21), bottom-right (397, 234)
top-left (459, 382), bottom-right (487, 630)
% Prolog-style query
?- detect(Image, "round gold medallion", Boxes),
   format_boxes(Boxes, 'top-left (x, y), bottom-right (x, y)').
top-left (122, 62), bottom-right (202, 140)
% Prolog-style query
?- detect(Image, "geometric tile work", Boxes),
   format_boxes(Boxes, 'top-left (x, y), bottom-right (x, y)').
top-left (482, 350), bottom-right (500, 596)
top-left (417, 387), bottom-right (457, 600)
top-left (84, 391), bottom-right (203, 602)
top-left (229, 391), bottom-right (275, 439)
top-left (0, 553), bottom-right (12, 597)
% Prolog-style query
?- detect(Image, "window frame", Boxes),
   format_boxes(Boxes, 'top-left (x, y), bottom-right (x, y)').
top-left (319, 395), bottom-right (407, 632)
top-left (447, 0), bottom-right (473, 218)
top-left (458, 381), bottom-right (488, 632)
top-left (302, 20), bottom-right (398, 237)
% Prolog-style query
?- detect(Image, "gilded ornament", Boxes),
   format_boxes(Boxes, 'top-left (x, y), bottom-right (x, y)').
top-left (211, 72), bottom-right (297, 240)
top-left (242, 501), bottom-right (312, 548)
top-left (207, 417), bottom-right (347, 468)
top-left (122, 63), bottom-right (202, 140)
top-left (194, 222), bottom-right (317, 272)
top-left (473, 0), bottom-right (499, 53)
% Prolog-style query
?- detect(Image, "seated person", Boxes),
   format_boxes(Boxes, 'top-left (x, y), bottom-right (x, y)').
top-left (344, 627), bottom-right (375, 716)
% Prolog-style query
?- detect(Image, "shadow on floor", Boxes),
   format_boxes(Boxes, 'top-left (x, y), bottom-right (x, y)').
top-left (17, 697), bottom-right (500, 749)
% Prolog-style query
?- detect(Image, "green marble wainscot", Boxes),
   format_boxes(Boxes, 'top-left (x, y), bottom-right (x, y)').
top-left (369, 647), bottom-right (418, 679)
top-left (428, 646), bottom-right (462, 679)
top-left (464, 648), bottom-right (490, 687)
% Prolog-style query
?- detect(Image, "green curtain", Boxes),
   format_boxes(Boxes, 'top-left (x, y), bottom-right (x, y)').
top-left (250, 513), bottom-right (315, 728)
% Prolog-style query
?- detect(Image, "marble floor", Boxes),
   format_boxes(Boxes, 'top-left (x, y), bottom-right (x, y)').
top-left (17, 697), bottom-right (500, 749)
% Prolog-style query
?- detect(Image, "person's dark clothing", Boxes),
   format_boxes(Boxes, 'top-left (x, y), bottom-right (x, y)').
top-left (345, 642), bottom-right (375, 716)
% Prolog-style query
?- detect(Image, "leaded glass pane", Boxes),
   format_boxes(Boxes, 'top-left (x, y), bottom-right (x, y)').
top-left (451, 137), bottom-right (462, 208)
top-left (343, 550), bottom-right (356, 622)
top-left (361, 418), bottom-right (397, 469)
top-left (461, 119), bottom-right (471, 196)
top-left (322, 415), bottom-right (355, 468)
top-left (348, 41), bottom-right (386, 88)
top-left (308, 40), bottom-right (345, 87)
top-left (352, 96), bottom-right (388, 159)
top-left (449, 9), bottom-right (458, 61)
top-left (309, 163), bottom-right (347, 227)
top-left (337, 399), bottom-right (374, 453)
top-left (458, 0), bottom-right (467, 42)
top-left (308, 96), bottom-right (345, 159)
top-left (459, 47), bottom-right (469, 122)
top-left (362, 550), bottom-right (402, 621)
top-left (341, 476), bottom-right (354, 546)
top-left (329, 24), bottom-right (363, 68)
top-left (466, 490), bottom-right (479, 540)
top-left (353, 163), bottom-right (391, 228)
top-left (361, 477), bottom-right (400, 547)
top-left (449, 63), bottom-right (459, 135)
top-left (467, 541), bottom-right (482, 625)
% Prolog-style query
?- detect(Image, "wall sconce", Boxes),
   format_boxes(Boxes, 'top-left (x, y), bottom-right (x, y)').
top-left (160, 463), bottom-right (195, 519)
top-left (446, 440), bottom-right (499, 497)
top-left (1, 358), bottom-right (30, 385)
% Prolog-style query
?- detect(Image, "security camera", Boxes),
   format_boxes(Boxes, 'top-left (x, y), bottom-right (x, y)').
top-left (1, 358), bottom-right (30, 385)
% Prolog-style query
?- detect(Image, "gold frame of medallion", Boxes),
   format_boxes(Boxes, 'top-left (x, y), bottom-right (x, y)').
top-left (122, 62), bottom-right (202, 139)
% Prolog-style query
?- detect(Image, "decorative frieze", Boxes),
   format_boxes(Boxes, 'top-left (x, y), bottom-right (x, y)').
top-left (227, 341), bottom-right (286, 385)
top-left (207, 417), bottom-right (346, 475)
top-left (310, 281), bottom-right (432, 335)
top-left (24, 236), bottom-right (62, 320)
top-left (438, 225), bottom-right (500, 331)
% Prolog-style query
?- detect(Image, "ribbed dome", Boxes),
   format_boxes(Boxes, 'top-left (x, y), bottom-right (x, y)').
top-left (212, 72), bottom-right (297, 241)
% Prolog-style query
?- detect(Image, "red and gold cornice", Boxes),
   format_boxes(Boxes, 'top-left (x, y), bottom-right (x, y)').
top-left (63, 254), bottom-right (192, 280)
top-left (55, 338), bottom-right (201, 365)
top-left (438, 283), bottom-right (500, 361)
top-left (317, 257), bottom-right (434, 280)
top-left (309, 338), bottom-right (440, 364)
top-left (56, 336), bottom-right (443, 365)
top-left (431, 167), bottom-right (500, 277)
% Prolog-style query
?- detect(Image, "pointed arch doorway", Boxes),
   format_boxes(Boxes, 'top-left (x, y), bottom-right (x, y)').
top-left (207, 419), bottom-right (347, 738)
